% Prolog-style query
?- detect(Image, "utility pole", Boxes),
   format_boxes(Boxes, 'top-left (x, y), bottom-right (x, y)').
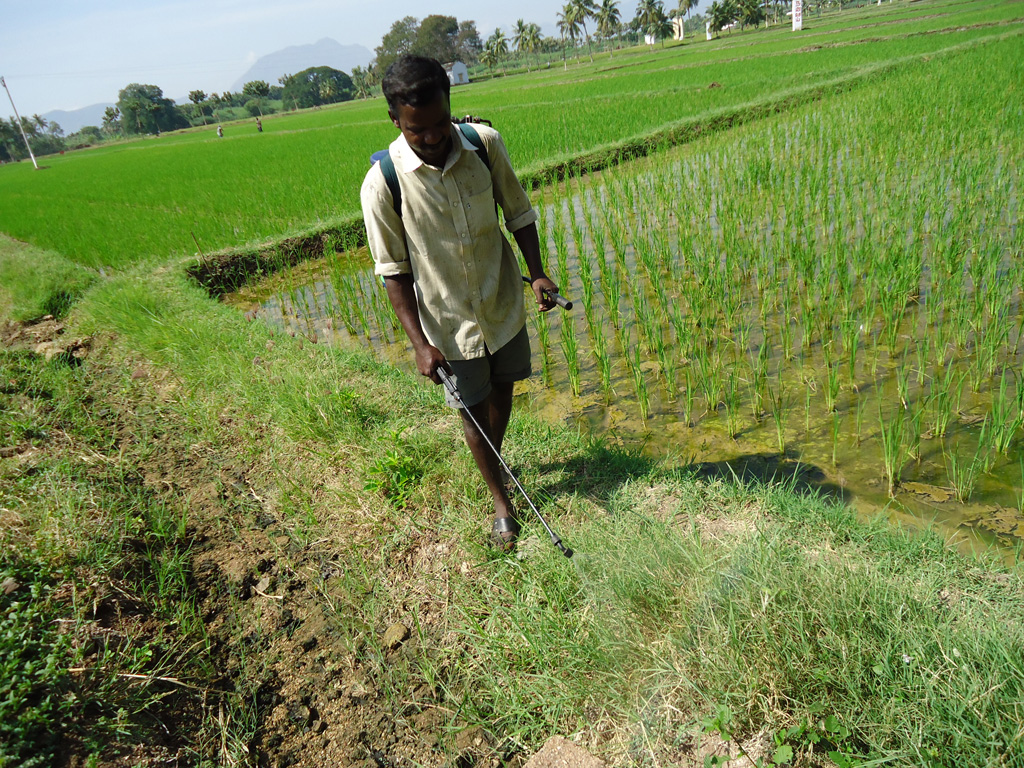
top-left (1, 76), bottom-right (40, 170)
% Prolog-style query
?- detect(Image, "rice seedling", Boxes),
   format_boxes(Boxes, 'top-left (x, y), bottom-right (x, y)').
top-left (895, 363), bottom-right (912, 411)
top-left (628, 334), bottom-right (650, 422)
top-left (831, 410), bottom-right (843, 467)
top-left (907, 397), bottom-right (927, 465)
top-left (601, 261), bottom-right (623, 332)
top-left (559, 313), bottom-right (581, 397)
top-left (766, 376), bottom-right (787, 453)
top-left (591, 323), bottom-right (614, 398)
top-left (682, 368), bottom-right (696, 427)
top-left (878, 404), bottom-right (909, 497)
top-left (824, 356), bottom-right (842, 414)
top-left (725, 369), bottom-right (742, 439)
top-left (989, 369), bottom-right (1023, 454)
top-left (929, 369), bottom-right (965, 439)
top-left (944, 419), bottom-right (993, 503)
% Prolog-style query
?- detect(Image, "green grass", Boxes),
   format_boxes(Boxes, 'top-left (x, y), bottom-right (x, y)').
top-left (0, 235), bottom-right (97, 321)
top-left (433, 473), bottom-right (1023, 764)
top-left (0, 346), bottom-right (255, 765)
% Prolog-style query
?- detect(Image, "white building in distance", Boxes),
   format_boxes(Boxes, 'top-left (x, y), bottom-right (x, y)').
top-left (445, 62), bottom-right (469, 85)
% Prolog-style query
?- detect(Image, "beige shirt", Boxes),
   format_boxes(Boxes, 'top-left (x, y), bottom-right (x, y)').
top-left (360, 123), bottom-right (538, 360)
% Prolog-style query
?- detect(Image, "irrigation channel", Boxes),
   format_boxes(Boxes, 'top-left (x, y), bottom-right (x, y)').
top-left (228, 131), bottom-right (1023, 557)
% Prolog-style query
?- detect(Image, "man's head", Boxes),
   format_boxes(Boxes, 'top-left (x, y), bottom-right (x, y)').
top-left (383, 55), bottom-right (453, 168)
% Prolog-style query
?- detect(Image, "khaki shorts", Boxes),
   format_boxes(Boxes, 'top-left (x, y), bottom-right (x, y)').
top-left (443, 325), bottom-right (531, 409)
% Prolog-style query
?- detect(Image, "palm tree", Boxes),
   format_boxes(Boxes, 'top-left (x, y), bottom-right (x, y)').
top-left (708, 0), bottom-right (738, 34)
top-left (635, 0), bottom-right (670, 47)
top-left (525, 23), bottom-right (542, 63)
top-left (596, 0), bottom-right (622, 52)
top-left (675, 0), bottom-right (700, 38)
top-left (738, 0), bottom-right (764, 28)
top-left (572, 0), bottom-right (599, 62)
top-left (351, 66), bottom-right (371, 99)
top-left (558, 3), bottom-right (582, 65)
top-left (512, 19), bottom-right (542, 71)
top-left (486, 29), bottom-right (509, 75)
top-left (479, 46), bottom-right (497, 74)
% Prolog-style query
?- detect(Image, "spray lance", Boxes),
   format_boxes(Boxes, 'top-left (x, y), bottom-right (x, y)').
top-left (437, 278), bottom-right (575, 558)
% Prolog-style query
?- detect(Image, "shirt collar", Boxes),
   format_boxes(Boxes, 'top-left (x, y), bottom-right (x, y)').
top-left (395, 124), bottom-right (471, 174)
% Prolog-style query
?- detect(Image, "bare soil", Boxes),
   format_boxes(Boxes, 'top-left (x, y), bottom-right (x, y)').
top-left (0, 318), bottom-right (494, 768)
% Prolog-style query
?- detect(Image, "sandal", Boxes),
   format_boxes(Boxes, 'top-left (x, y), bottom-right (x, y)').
top-left (490, 515), bottom-right (520, 552)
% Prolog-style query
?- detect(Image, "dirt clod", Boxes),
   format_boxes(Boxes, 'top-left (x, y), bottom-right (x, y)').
top-left (382, 622), bottom-right (410, 650)
top-left (523, 736), bottom-right (605, 768)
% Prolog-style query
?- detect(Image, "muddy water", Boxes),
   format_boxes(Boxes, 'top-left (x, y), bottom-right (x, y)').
top-left (227, 239), bottom-right (1024, 561)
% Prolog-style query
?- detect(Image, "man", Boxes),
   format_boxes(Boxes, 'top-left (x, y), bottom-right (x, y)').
top-left (360, 55), bottom-right (558, 550)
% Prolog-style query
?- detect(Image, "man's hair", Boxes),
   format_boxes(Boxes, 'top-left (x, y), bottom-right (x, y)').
top-left (382, 55), bottom-right (450, 114)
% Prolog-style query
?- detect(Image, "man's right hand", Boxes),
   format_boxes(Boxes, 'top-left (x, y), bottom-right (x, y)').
top-left (415, 344), bottom-right (447, 384)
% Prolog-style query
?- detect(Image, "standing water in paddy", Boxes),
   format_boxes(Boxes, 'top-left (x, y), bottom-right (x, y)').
top-left (231, 47), bottom-right (1024, 552)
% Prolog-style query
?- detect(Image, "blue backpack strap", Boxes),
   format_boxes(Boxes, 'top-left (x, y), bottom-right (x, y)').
top-left (377, 151), bottom-right (402, 218)
top-left (458, 123), bottom-right (490, 172)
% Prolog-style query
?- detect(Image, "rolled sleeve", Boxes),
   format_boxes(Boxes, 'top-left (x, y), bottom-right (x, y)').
top-left (483, 129), bottom-right (538, 233)
top-left (360, 165), bottom-right (412, 277)
top-left (504, 206), bottom-right (538, 233)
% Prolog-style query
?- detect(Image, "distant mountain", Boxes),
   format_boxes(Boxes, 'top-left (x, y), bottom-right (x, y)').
top-left (231, 38), bottom-right (373, 91)
top-left (42, 103), bottom-right (115, 134)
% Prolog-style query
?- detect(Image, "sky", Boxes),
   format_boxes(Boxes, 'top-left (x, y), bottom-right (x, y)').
top-left (0, 0), bottom-right (680, 119)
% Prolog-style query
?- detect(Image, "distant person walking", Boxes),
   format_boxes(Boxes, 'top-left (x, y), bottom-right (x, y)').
top-left (217, 125), bottom-right (224, 138)
top-left (255, 117), bottom-right (262, 132)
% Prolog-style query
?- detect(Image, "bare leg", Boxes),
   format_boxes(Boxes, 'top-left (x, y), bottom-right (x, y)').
top-left (460, 385), bottom-right (517, 541)
top-left (488, 381), bottom-right (515, 455)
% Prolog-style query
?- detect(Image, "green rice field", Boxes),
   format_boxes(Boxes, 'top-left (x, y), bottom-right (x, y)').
top-left (0, 0), bottom-right (1020, 270)
top-left (231, 12), bottom-right (1024, 550)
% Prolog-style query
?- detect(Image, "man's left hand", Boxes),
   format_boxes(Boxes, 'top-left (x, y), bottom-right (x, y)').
top-left (530, 276), bottom-right (559, 312)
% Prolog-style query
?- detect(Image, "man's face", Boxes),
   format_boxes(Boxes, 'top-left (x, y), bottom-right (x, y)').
top-left (390, 92), bottom-right (452, 168)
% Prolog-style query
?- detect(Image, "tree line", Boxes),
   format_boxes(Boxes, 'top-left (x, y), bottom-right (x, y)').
top-left (0, 114), bottom-right (66, 163)
top-left (0, 66), bottom-right (360, 161)
top-left (365, 1), bottom-right (708, 83)
top-left (366, 0), bottom-right (853, 82)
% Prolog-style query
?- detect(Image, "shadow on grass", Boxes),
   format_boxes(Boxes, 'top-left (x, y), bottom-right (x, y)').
top-left (688, 452), bottom-right (853, 506)
top-left (533, 440), bottom-right (851, 509)
top-left (535, 441), bottom-right (657, 502)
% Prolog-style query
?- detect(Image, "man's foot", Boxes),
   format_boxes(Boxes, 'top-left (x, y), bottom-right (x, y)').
top-left (490, 515), bottom-right (520, 552)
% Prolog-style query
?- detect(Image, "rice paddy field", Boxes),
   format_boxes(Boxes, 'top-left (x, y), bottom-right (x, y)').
top-left (0, 0), bottom-right (1021, 270)
top-left (232, 14), bottom-right (1024, 552)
